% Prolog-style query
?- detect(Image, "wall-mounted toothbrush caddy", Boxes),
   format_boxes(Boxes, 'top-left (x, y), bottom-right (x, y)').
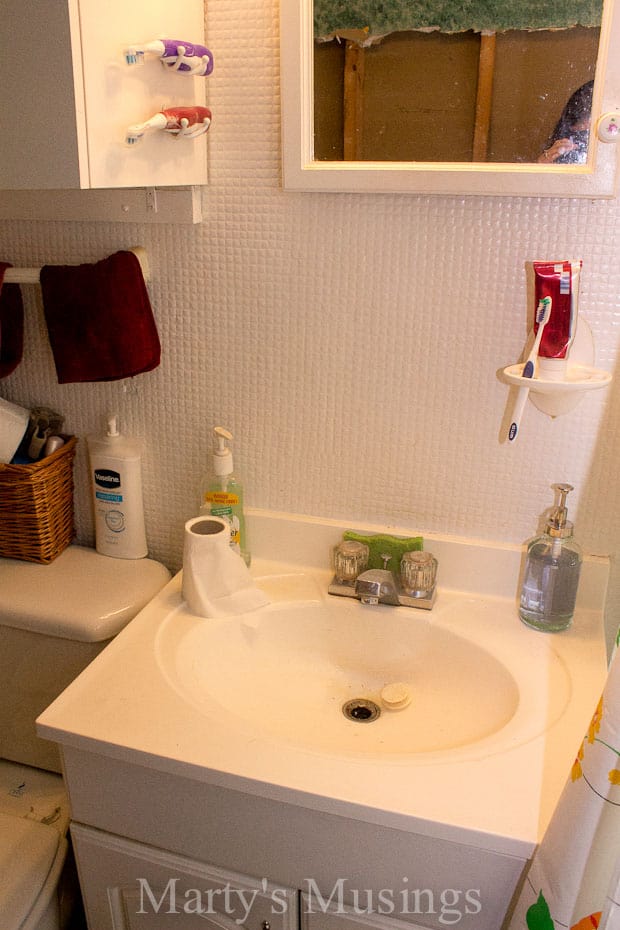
top-left (1, 0), bottom-right (209, 191)
top-left (501, 261), bottom-right (611, 439)
top-left (124, 39), bottom-right (214, 146)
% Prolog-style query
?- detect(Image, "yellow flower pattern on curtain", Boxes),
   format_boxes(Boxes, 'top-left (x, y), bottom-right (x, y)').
top-left (571, 696), bottom-right (620, 788)
top-left (509, 627), bottom-right (620, 930)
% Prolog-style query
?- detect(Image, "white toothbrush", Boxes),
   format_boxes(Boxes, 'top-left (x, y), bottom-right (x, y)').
top-left (522, 296), bottom-right (552, 379)
top-left (508, 297), bottom-right (552, 441)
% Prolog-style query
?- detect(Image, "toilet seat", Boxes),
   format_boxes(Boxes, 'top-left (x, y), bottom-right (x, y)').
top-left (0, 811), bottom-right (67, 930)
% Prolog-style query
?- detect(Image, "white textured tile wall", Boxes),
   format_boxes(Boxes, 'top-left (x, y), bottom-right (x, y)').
top-left (1, 0), bottom-right (619, 647)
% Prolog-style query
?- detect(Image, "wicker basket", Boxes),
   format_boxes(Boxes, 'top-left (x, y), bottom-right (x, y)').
top-left (0, 436), bottom-right (77, 564)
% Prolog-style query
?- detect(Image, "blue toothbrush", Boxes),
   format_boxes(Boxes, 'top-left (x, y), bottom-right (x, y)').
top-left (508, 297), bottom-right (552, 441)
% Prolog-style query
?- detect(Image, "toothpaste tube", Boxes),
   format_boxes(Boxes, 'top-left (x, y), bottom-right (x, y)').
top-left (532, 260), bottom-right (581, 380)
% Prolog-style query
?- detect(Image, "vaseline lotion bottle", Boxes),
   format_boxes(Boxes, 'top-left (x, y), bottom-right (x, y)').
top-left (87, 414), bottom-right (148, 559)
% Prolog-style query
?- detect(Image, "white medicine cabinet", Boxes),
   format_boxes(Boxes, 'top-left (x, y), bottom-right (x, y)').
top-left (281, 0), bottom-right (620, 197)
top-left (1, 0), bottom-right (208, 193)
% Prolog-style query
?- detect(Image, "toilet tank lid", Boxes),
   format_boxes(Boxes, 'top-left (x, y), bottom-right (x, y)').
top-left (0, 546), bottom-right (171, 642)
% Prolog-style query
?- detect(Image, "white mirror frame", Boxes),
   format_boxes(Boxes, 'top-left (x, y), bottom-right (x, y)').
top-left (280, 0), bottom-right (620, 197)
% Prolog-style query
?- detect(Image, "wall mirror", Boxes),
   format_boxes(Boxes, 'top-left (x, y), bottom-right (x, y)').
top-left (280, 0), bottom-right (620, 196)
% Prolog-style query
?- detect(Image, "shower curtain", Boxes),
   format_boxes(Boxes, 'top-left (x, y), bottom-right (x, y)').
top-left (508, 628), bottom-right (620, 930)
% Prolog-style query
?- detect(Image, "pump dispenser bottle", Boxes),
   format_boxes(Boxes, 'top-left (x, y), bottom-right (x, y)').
top-left (87, 414), bottom-right (148, 559)
top-left (519, 483), bottom-right (582, 632)
top-left (200, 427), bottom-right (250, 565)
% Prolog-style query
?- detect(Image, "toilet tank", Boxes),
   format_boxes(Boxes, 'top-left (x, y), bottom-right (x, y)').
top-left (0, 546), bottom-right (170, 773)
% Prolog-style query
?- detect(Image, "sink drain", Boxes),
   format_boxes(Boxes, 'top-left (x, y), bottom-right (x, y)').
top-left (342, 698), bottom-right (381, 723)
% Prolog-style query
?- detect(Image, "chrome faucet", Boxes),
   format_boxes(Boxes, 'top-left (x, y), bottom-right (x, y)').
top-left (354, 569), bottom-right (401, 606)
top-left (328, 540), bottom-right (438, 610)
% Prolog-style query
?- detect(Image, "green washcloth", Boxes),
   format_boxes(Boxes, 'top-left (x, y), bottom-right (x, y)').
top-left (342, 530), bottom-right (423, 572)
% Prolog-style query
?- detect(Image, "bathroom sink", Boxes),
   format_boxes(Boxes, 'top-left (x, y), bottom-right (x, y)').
top-left (37, 512), bottom-right (609, 859)
top-left (156, 574), bottom-right (567, 758)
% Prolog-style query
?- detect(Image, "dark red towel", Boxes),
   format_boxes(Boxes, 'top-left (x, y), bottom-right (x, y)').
top-left (40, 250), bottom-right (161, 384)
top-left (0, 263), bottom-right (24, 379)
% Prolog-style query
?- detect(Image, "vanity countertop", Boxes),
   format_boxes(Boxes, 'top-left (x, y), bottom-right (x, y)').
top-left (37, 510), bottom-right (610, 859)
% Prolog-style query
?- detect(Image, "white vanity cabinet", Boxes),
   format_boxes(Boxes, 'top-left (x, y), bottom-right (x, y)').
top-left (36, 516), bottom-right (610, 930)
top-left (70, 824), bottom-right (298, 930)
top-left (60, 747), bottom-right (526, 930)
top-left (1, 0), bottom-right (208, 190)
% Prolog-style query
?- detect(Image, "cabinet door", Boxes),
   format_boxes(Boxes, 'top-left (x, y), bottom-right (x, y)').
top-left (77, 0), bottom-right (209, 188)
top-left (71, 823), bottom-right (298, 930)
top-left (1, 0), bottom-right (83, 189)
top-left (1, 0), bottom-right (208, 190)
top-left (300, 890), bottom-right (488, 930)
top-left (302, 899), bottom-right (429, 930)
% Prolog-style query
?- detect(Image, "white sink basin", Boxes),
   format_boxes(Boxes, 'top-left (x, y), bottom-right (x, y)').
top-left (37, 512), bottom-right (609, 858)
top-left (156, 573), bottom-right (567, 759)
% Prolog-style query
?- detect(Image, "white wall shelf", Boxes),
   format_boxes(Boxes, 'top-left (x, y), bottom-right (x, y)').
top-left (0, 187), bottom-right (202, 225)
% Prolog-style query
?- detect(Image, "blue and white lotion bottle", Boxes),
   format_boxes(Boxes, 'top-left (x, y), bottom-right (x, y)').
top-left (87, 414), bottom-right (148, 559)
top-left (519, 483), bottom-right (582, 632)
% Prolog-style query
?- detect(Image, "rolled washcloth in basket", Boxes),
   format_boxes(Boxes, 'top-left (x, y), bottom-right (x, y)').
top-left (0, 263), bottom-right (24, 378)
top-left (40, 250), bottom-right (161, 383)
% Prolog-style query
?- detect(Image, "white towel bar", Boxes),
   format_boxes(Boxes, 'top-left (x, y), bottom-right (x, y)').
top-left (1, 247), bottom-right (150, 285)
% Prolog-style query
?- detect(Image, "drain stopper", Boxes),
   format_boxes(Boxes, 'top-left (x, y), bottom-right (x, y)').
top-left (380, 682), bottom-right (411, 710)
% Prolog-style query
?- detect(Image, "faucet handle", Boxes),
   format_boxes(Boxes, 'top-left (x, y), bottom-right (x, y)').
top-left (400, 551), bottom-right (438, 597)
top-left (333, 540), bottom-right (369, 584)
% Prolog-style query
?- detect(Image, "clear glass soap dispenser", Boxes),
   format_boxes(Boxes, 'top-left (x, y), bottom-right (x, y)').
top-left (519, 483), bottom-right (582, 632)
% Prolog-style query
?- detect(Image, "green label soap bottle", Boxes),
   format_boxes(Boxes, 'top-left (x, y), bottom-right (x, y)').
top-left (200, 426), bottom-right (250, 565)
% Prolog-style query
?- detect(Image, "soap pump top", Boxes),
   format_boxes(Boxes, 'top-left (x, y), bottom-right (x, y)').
top-left (213, 425), bottom-right (234, 477)
top-left (105, 413), bottom-right (122, 440)
top-left (545, 482), bottom-right (575, 539)
top-left (95, 413), bottom-right (142, 458)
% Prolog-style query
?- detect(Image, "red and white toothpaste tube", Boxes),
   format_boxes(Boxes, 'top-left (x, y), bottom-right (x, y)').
top-left (532, 260), bottom-right (581, 380)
